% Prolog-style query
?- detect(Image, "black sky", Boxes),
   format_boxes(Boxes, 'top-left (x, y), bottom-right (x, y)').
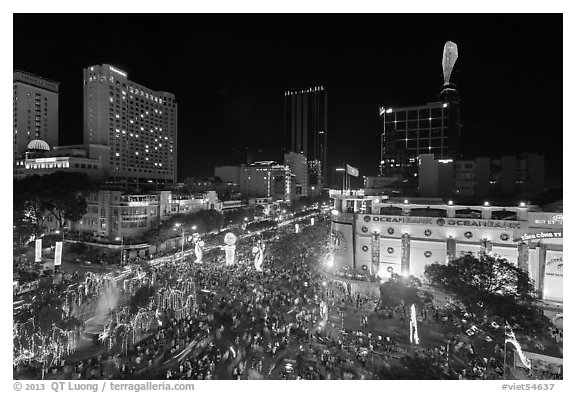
top-left (13, 14), bottom-right (563, 186)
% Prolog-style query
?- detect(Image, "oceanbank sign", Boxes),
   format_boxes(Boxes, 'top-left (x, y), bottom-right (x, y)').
top-left (362, 215), bottom-right (521, 229)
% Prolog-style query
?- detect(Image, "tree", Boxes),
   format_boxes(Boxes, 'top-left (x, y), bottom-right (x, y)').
top-left (424, 254), bottom-right (545, 331)
top-left (43, 172), bottom-right (94, 227)
top-left (14, 172), bottom-right (95, 232)
top-left (425, 254), bottom-right (535, 307)
top-left (379, 274), bottom-right (423, 309)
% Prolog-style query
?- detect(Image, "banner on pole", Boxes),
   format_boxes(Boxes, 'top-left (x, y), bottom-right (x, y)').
top-left (55, 241), bottom-right (63, 266)
top-left (35, 239), bottom-right (42, 262)
top-left (346, 164), bottom-right (359, 177)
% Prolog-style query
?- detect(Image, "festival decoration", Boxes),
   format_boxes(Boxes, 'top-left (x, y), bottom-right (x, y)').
top-left (194, 239), bottom-right (205, 264)
top-left (505, 322), bottom-right (531, 369)
top-left (223, 232), bottom-right (237, 266)
top-left (409, 304), bottom-right (419, 345)
top-left (252, 240), bottom-right (265, 271)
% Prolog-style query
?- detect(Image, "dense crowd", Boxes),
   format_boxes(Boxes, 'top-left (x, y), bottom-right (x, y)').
top-left (14, 215), bottom-right (563, 380)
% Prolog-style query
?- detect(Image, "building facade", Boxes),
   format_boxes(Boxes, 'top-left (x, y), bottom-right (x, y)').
top-left (284, 152), bottom-right (308, 197)
top-left (284, 86), bottom-right (328, 186)
top-left (379, 100), bottom-right (462, 181)
top-left (329, 194), bottom-right (563, 303)
top-left (14, 141), bottom-right (110, 181)
top-left (13, 71), bottom-right (59, 158)
top-left (57, 190), bottom-right (220, 240)
top-left (215, 162), bottom-right (295, 202)
top-left (418, 153), bottom-right (545, 199)
top-left (83, 64), bottom-right (177, 185)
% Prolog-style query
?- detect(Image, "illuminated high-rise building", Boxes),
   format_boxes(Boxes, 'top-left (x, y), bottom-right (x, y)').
top-left (284, 86), bottom-right (327, 186)
top-left (83, 64), bottom-right (177, 184)
top-left (379, 42), bottom-right (462, 184)
top-left (13, 70), bottom-right (59, 158)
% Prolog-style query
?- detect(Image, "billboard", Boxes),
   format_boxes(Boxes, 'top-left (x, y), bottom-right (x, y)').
top-left (35, 239), bottom-right (42, 262)
top-left (54, 241), bottom-right (63, 266)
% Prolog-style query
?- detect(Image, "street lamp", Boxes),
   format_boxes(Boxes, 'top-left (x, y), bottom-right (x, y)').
top-left (115, 237), bottom-right (124, 265)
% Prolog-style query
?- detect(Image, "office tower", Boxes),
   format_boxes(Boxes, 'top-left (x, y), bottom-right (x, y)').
top-left (13, 71), bottom-right (59, 158)
top-left (83, 64), bottom-right (177, 184)
top-left (284, 86), bottom-right (327, 186)
top-left (379, 42), bottom-right (462, 182)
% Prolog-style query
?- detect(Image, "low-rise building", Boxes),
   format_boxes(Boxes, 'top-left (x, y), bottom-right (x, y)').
top-left (13, 140), bottom-right (110, 181)
top-left (42, 189), bottom-right (221, 240)
top-left (330, 193), bottom-right (563, 303)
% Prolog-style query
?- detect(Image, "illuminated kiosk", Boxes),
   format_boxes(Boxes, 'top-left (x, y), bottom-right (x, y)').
top-left (329, 190), bottom-right (563, 303)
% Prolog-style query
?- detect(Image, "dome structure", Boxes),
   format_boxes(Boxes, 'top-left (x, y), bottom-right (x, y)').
top-left (27, 139), bottom-right (50, 151)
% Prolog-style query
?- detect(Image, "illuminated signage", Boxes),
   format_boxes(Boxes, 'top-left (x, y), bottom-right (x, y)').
top-left (435, 218), bottom-right (521, 229)
top-left (34, 157), bottom-right (63, 163)
top-left (362, 215), bottom-right (521, 229)
top-left (364, 216), bottom-right (433, 225)
top-left (514, 231), bottom-right (563, 242)
top-left (109, 66), bottom-right (127, 77)
top-left (529, 213), bottom-right (563, 227)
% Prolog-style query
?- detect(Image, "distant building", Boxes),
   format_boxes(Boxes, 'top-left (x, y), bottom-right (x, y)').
top-left (83, 64), bottom-right (177, 185)
top-left (418, 153), bottom-right (545, 199)
top-left (284, 86), bottom-right (328, 186)
top-left (13, 140), bottom-right (110, 181)
top-left (13, 70), bottom-right (59, 158)
top-left (55, 189), bottom-right (221, 240)
top-left (379, 41), bottom-right (462, 189)
top-left (379, 100), bottom-right (462, 183)
top-left (215, 161), bottom-right (295, 202)
top-left (214, 166), bottom-right (241, 185)
top-left (284, 152), bottom-right (308, 197)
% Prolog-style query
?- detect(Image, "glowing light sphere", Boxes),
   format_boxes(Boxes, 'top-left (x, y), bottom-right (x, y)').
top-left (442, 41), bottom-right (458, 86)
top-left (224, 232), bottom-right (237, 246)
top-left (327, 255), bottom-right (334, 268)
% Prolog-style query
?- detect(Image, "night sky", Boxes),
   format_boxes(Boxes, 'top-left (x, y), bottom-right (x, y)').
top-left (13, 14), bottom-right (563, 186)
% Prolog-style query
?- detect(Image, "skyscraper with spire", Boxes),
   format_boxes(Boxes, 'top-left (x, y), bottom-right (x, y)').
top-left (379, 42), bottom-right (462, 182)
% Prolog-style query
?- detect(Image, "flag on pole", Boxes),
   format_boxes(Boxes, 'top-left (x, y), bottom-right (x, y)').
top-left (346, 164), bottom-right (359, 177)
top-left (505, 322), bottom-right (531, 369)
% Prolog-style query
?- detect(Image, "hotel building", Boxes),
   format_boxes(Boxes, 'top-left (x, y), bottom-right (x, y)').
top-left (13, 71), bottom-right (59, 158)
top-left (83, 64), bottom-right (177, 185)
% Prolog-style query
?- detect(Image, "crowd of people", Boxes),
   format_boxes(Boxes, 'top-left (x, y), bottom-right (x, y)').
top-left (14, 214), bottom-right (563, 380)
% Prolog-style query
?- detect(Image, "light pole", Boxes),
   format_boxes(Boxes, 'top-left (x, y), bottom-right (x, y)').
top-left (174, 223), bottom-right (184, 260)
top-left (115, 237), bottom-right (124, 266)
